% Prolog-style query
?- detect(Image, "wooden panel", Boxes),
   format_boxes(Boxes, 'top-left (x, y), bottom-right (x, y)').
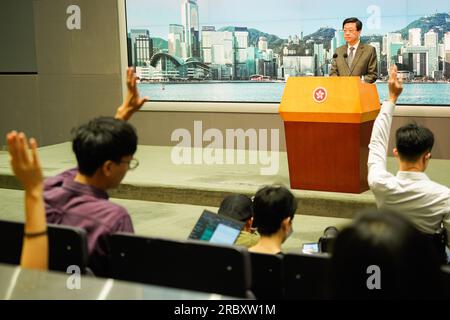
top-left (284, 121), bottom-right (374, 193)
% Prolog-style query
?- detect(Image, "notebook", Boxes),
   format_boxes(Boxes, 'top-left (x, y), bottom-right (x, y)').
top-left (188, 210), bottom-right (245, 245)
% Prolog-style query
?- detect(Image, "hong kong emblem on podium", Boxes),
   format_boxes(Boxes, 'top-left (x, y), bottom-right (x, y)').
top-left (313, 87), bottom-right (327, 103)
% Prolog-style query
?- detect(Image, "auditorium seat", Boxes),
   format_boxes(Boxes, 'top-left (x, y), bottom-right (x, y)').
top-left (250, 252), bottom-right (284, 299)
top-left (109, 233), bottom-right (253, 298)
top-left (442, 265), bottom-right (450, 299)
top-left (0, 219), bottom-right (88, 273)
top-left (283, 252), bottom-right (331, 299)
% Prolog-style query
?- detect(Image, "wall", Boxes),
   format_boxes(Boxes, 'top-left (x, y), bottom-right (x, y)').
top-left (0, 0), bottom-right (37, 73)
top-left (0, 0), bottom-right (123, 147)
top-left (131, 111), bottom-right (450, 159)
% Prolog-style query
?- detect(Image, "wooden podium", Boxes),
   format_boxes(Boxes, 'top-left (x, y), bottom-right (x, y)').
top-left (279, 77), bottom-right (380, 193)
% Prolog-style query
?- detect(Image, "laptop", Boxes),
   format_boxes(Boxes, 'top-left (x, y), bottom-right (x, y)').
top-left (188, 210), bottom-right (245, 245)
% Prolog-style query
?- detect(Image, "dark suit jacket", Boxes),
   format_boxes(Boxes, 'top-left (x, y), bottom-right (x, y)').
top-left (330, 43), bottom-right (378, 83)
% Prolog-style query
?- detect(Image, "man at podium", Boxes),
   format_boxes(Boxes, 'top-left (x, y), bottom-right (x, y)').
top-left (330, 17), bottom-right (378, 83)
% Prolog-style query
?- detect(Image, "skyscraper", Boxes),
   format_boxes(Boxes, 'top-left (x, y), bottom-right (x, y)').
top-left (129, 29), bottom-right (153, 67)
top-left (234, 27), bottom-right (249, 79)
top-left (258, 37), bottom-right (268, 51)
top-left (425, 30), bottom-right (438, 49)
top-left (181, 0), bottom-right (200, 59)
top-left (408, 28), bottom-right (421, 46)
top-left (314, 43), bottom-right (324, 75)
top-left (168, 24), bottom-right (184, 58)
top-left (386, 33), bottom-right (403, 69)
top-left (445, 32), bottom-right (450, 52)
top-left (330, 30), bottom-right (345, 56)
top-left (425, 30), bottom-right (439, 77)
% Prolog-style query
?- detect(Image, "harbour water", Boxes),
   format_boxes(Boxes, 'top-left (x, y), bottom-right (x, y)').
top-left (138, 81), bottom-right (450, 105)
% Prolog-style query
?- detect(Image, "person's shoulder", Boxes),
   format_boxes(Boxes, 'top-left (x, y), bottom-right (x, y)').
top-left (336, 44), bottom-right (347, 51)
top-left (369, 171), bottom-right (398, 194)
top-left (92, 199), bottom-right (133, 230)
top-left (235, 230), bottom-right (260, 247)
top-left (427, 179), bottom-right (450, 195)
top-left (44, 167), bottom-right (78, 190)
top-left (361, 42), bottom-right (376, 52)
top-left (99, 199), bottom-right (130, 217)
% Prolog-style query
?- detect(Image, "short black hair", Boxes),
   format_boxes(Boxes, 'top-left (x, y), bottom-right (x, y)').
top-left (218, 194), bottom-right (253, 221)
top-left (395, 122), bottom-right (434, 162)
top-left (72, 117), bottom-right (138, 176)
top-left (343, 17), bottom-right (363, 31)
top-left (252, 185), bottom-right (297, 236)
top-left (330, 209), bottom-right (444, 299)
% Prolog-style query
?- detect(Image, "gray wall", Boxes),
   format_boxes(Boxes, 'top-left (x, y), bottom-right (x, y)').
top-left (131, 112), bottom-right (450, 159)
top-left (1, 0), bottom-right (123, 147)
top-left (0, 0), bottom-right (37, 73)
top-left (1, 0), bottom-right (450, 160)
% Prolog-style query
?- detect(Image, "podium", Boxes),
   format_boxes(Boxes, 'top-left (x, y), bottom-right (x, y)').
top-left (279, 77), bottom-right (380, 193)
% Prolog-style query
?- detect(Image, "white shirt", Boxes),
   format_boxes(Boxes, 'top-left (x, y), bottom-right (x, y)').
top-left (368, 101), bottom-right (450, 246)
top-left (347, 40), bottom-right (360, 57)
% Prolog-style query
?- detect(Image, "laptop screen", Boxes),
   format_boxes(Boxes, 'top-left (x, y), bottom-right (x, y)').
top-left (188, 210), bottom-right (245, 245)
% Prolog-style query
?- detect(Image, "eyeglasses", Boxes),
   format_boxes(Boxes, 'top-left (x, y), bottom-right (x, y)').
top-left (120, 158), bottom-right (139, 170)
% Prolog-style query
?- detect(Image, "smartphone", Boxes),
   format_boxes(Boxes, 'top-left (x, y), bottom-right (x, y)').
top-left (302, 242), bottom-right (319, 254)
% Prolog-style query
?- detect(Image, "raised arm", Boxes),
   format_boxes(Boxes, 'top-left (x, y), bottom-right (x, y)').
top-left (115, 67), bottom-right (150, 121)
top-left (367, 66), bottom-right (403, 187)
top-left (7, 131), bottom-right (48, 270)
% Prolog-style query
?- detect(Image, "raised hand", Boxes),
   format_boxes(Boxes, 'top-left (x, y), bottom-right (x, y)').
top-left (388, 65), bottom-right (403, 104)
top-left (115, 67), bottom-right (150, 121)
top-left (7, 131), bottom-right (43, 192)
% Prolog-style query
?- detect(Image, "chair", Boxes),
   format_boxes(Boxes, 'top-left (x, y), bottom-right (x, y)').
top-left (250, 252), bottom-right (284, 299)
top-left (109, 233), bottom-right (253, 298)
top-left (442, 265), bottom-right (450, 299)
top-left (0, 219), bottom-right (88, 273)
top-left (47, 223), bottom-right (88, 273)
top-left (283, 252), bottom-right (331, 299)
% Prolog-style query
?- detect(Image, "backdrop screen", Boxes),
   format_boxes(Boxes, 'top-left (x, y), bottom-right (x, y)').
top-left (125, 0), bottom-right (450, 105)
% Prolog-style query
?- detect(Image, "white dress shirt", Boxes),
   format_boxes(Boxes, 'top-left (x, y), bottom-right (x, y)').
top-left (368, 101), bottom-right (450, 246)
top-left (347, 40), bottom-right (360, 57)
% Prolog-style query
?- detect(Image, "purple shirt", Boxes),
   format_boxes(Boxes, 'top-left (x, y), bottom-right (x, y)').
top-left (44, 168), bottom-right (134, 275)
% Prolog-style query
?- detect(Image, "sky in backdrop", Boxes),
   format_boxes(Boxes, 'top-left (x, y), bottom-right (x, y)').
top-left (126, 0), bottom-right (450, 39)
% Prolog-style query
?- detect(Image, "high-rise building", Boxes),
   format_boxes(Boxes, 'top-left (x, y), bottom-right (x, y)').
top-left (201, 28), bottom-right (234, 65)
top-left (200, 27), bottom-right (235, 79)
top-left (234, 27), bottom-right (249, 79)
top-left (408, 28), bottom-right (421, 46)
top-left (386, 33), bottom-right (403, 69)
top-left (181, 0), bottom-right (200, 58)
top-left (246, 46), bottom-right (257, 76)
top-left (129, 29), bottom-right (153, 67)
top-left (258, 37), bottom-right (268, 51)
top-left (382, 35), bottom-right (387, 55)
top-left (425, 30), bottom-right (438, 48)
top-left (330, 30), bottom-right (345, 56)
top-left (403, 46), bottom-right (438, 78)
top-left (282, 56), bottom-right (315, 77)
top-left (444, 32), bottom-right (450, 52)
top-left (234, 27), bottom-right (249, 63)
top-left (425, 30), bottom-right (439, 76)
top-left (313, 43), bottom-right (325, 75)
top-left (168, 24), bottom-right (184, 58)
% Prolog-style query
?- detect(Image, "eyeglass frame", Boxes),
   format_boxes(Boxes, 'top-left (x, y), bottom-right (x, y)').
top-left (342, 28), bottom-right (360, 34)
top-left (119, 158), bottom-right (139, 170)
